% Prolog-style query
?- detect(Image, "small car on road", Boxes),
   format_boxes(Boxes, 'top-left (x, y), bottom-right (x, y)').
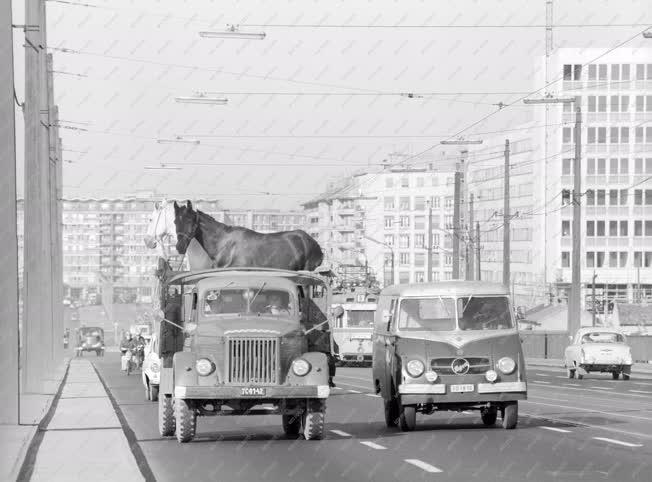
top-left (564, 328), bottom-right (633, 380)
top-left (142, 333), bottom-right (161, 401)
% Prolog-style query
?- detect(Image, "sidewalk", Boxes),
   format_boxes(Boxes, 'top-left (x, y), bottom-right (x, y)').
top-left (0, 360), bottom-right (69, 482)
top-left (527, 357), bottom-right (652, 374)
top-left (14, 359), bottom-right (144, 482)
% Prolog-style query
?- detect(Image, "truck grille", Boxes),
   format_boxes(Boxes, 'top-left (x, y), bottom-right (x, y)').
top-left (430, 357), bottom-right (491, 375)
top-left (227, 337), bottom-right (279, 384)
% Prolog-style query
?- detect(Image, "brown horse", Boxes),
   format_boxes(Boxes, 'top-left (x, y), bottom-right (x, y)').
top-left (173, 201), bottom-right (324, 271)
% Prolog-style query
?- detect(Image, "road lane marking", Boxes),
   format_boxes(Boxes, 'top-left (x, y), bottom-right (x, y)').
top-left (633, 382), bottom-right (652, 386)
top-left (521, 411), bottom-right (652, 441)
top-left (336, 375), bottom-right (373, 383)
top-left (347, 389), bottom-right (362, 394)
top-left (536, 373), bottom-right (551, 377)
top-left (629, 390), bottom-right (652, 394)
top-left (524, 400), bottom-right (652, 421)
top-left (404, 459), bottom-right (443, 473)
top-left (563, 383), bottom-right (580, 387)
top-left (529, 395), bottom-right (570, 402)
top-left (360, 441), bottom-right (387, 450)
top-left (540, 426), bottom-right (572, 433)
top-left (590, 386), bottom-right (614, 390)
top-left (330, 430), bottom-right (352, 437)
top-left (555, 376), bottom-right (568, 379)
top-left (332, 387), bottom-right (343, 390)
top-left (592, 437), bottom-right (643, 448)
top-left (365, 393), bottom-right (381, 398)
top-left (531, 384), bottom-right (652, 399)
top-left (531, 381), bottom-right (551, 384)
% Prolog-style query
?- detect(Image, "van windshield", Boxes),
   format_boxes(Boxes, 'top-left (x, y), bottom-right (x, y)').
top-left (398, 297), bottom-right (456, 331)
top-left (397, 295), bottom-right (513, 331)
top-left (458, 296), bottom-right (513, 330)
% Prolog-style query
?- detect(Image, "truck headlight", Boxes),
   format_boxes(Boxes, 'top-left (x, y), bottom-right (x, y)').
top-left (406, 359), bottom-right (425, 378)
top-left (195, 358), bottom-right (215, 376)
top-left (150, 362), bottom-right (160, 373)
top-left (292, 358), bottom-right (311, 377)
top-left (497, 357), bottom-right (516, 375)
top-left (485, 370), bottom-right (498, 382)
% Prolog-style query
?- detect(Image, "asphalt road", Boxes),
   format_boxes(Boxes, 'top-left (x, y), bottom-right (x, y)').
top-left (92, 354), bottom-right (652, 482)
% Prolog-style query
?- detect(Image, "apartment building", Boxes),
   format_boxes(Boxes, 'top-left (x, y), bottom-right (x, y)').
top-left (467, 48), bottom-right (652, 308)
top-left (304, 161), bottom-right (458, 287)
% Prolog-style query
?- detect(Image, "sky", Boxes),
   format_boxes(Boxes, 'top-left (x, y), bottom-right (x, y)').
top-left (10, 0), bottom-right (652, 209)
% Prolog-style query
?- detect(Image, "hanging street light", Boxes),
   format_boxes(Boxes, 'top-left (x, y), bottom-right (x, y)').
top-left (199, 25), bottom-right (266, 40)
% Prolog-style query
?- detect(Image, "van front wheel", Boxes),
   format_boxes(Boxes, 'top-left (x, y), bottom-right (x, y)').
top-left (384, 398), bottom-right (400, 428)
top-left (399, 404), bottom-right (416, 432)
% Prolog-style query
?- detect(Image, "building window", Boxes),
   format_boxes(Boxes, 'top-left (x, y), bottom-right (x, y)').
top-left (399, 234), bottom-right (410, 248)
top-left (634, 251), bottom-right (642, 267)
top-left (414, 216), bottom-right (425, 230)
top-left (646, 221), bottom-right (652, 236)
top-left (597, 96), bottom-right (607, 112)
top-left (384, 197), bottom-right (395, 210)
top-left (384, 234), bottom-right (394, 246)
top-left (399, 253), bottom-right (410, 266)
top-left (609, 189), bottom-right (618, 205)
top-left (399, 197), bottom-right (410, 210)
top-left (621, 127), bottom-right (629, 143)
top-left (609, 252), bottom-right (618, 268)
top-left (561, 252), bottom-right (570, 268)
top-left (620, 221), bottom-right (628, 236)
top-left (562, 158), bottom-right (573, 175)
top-left (385, 177), bottom-right (393, 188)
top-left (562, 189), bottom-right (572, 205)
top-left (620, 158), bottom-right (629, 174)
top-left (635, 221), bottom-right (643, 236)
top-left (619, 252), bottom-right (628, 268)
top-left (562, 220), bottom-right (571, 237)
top-left (414, 196), bottom-right (425, 211)
top-left (415, 234), bottom-right (425, 248)
top-left (415, 271), bottom-right (424, 283)
top-left (563, 127), bottom-right (573, 144)
top-left (401, 177), bottom-right (409, 188)
top-left (597, 128), bottom-right (606, 144)
top-left (587, 158), bottom-right (595, 174)
top-left (609, 221), bottom-right (618, 237)
top-left (597, 190), bottom-right (606, 205)
top-left (384, 216), bottom-right (393, 229)
top-left (586, 221), bottom-right (595, 237)
top-left (399, 272), bottom-right (410, 284)
top-left (416, 177), bottom-right (424, 188)
top-left (399, 216), bottom-right (410, 228)
top-left (384, 253), bottom-right (393, 267)
top-left (596, 221), bottom-right (605, 236)
top-left (596, 252), bottom-right (605, 268)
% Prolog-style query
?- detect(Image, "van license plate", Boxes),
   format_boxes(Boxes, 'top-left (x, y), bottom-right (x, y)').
top-left (241, 387), bottom-right (266, 396)
top-left (451, 384), bottom-right (474, 393)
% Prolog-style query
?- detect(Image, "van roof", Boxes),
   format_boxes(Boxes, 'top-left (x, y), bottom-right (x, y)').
top-left (380, 281), bottom-right (510, 297)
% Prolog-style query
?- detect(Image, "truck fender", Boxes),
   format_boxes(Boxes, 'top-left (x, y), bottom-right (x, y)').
top-left (173, 352), bottom-right (198, 388)
top-left (285, 352), bottom-right (329, 386)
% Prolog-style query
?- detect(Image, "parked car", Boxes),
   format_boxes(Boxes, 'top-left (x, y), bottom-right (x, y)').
top-left (142, 334), bottom-right (161, 401)
top-left (564, 328), bottom-right (632, 380)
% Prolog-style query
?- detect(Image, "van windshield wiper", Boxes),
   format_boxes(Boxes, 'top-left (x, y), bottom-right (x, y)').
top-left (437, 296), bottom-right (450, 317)
top-left (250, 282), bottom-right (266, 307)
top-left (462, 296), bottom-right (473, 314)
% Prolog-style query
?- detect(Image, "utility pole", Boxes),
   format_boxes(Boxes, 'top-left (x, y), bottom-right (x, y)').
top-left (476, 221), bottom-right (481, 281)
top-left (592, 271), bottom-right (597, 327)
top-left (503, 139), bottom-right (510, 288)
top-left (427, 198), bottom-right (433, 281)
top-left (0, 0), bottom-right (20, 424)
top-left (467, 194), bottom-right (475, 280)
top-left (569, 106), bottom-right (583, 334)
top-left (452, 171), bottom-right (462, 279)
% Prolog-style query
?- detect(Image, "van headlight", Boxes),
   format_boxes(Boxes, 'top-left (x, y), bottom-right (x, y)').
top-left (150, 362), bottom-right (160, 373)
top-left (497, 357), bottom-right (516, 375)
top-left (292, 358), bottom-right (311, 377)
top-left (485, 370), bottom-right (498, 382)
top-left (195, 358), bottom-right (216, 376)
top-left (406, 359), bottom-right (425, 378)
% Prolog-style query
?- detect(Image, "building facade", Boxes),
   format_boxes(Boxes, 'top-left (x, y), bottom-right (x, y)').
top-left (304, 162), bottom-right (458, 287)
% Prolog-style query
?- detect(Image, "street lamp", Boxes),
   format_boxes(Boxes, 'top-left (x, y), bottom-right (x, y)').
top-left (361, 235), bottom-right (395, 286)
top-left (199, 25), bottom-right (266, 40)
top-left (175, 93), bottom-right (229, 105)
top-left (523, 95), bottom-right (581, 335)
top-left (156, 136), bottom-right (200, 145)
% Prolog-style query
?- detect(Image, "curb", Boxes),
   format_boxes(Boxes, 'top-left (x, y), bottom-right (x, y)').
top-left (7, 426), bottom-right (38, 482)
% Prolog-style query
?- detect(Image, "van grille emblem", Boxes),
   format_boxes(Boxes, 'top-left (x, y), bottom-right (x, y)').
top-left (451, 358), bottom-right (470, 375)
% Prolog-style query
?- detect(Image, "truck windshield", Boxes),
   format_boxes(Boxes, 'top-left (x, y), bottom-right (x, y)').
top-left (581, 332), bottom-right (624, 343)
top-left (458, 296), bottom-right (513, 330)
top-left (202, 288), bottom-right (293, 317)
top-left (347, 310), bottom-right (375, 327)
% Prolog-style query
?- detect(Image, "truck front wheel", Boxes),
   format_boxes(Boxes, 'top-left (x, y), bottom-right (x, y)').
top-left (158, 395), bottom-right (175, 436)
top-left (174, 398), bottom-right (197, 443)
top-left (302, 400), bottom-right (325, 440)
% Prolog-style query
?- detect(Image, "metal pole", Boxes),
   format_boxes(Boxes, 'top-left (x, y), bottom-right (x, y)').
top-left (468, 194), bottom-right (475, 280)
top-left (452, 172), bottom-right (461, 279)
top-left (476, 221), bottom-right (481, 281)
top-left (427, 198), bottom-right (433, 281)
top-left (569, 107), bottom-right (582, 334)
top-left (0, 0), bottom-right (20, 424)
top-left (503, 139), bottom-right (510, 288)
top-left (592, 271), bottom-right (597, 327)
top-left (390, 249), bottom-right (395, 285)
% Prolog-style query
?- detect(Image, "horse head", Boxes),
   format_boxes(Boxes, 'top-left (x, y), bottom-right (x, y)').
top-left (144, 200), bottom-right (176, 257)
top-left (173, 200), bottom-right (200, 254)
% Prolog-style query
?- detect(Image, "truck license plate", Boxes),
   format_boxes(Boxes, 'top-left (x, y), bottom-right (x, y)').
top-left (241, 387), bottom-right (266, 396)
top-left (451, 384), bottom-right (474, 393)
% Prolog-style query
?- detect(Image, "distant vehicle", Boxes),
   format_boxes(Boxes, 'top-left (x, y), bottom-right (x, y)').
top-left (331, 289), bottom-right (377, 366)
top-left (76, 327), bottom-right (105, 357)
top-left (564, 328), bottom-right (632, 380)
top-left (142, 334), bottom-right (161, 401)
top-left (373, 281), bottom-right (526, 432)
top-left (133, 323), bottom-right (153, 341)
